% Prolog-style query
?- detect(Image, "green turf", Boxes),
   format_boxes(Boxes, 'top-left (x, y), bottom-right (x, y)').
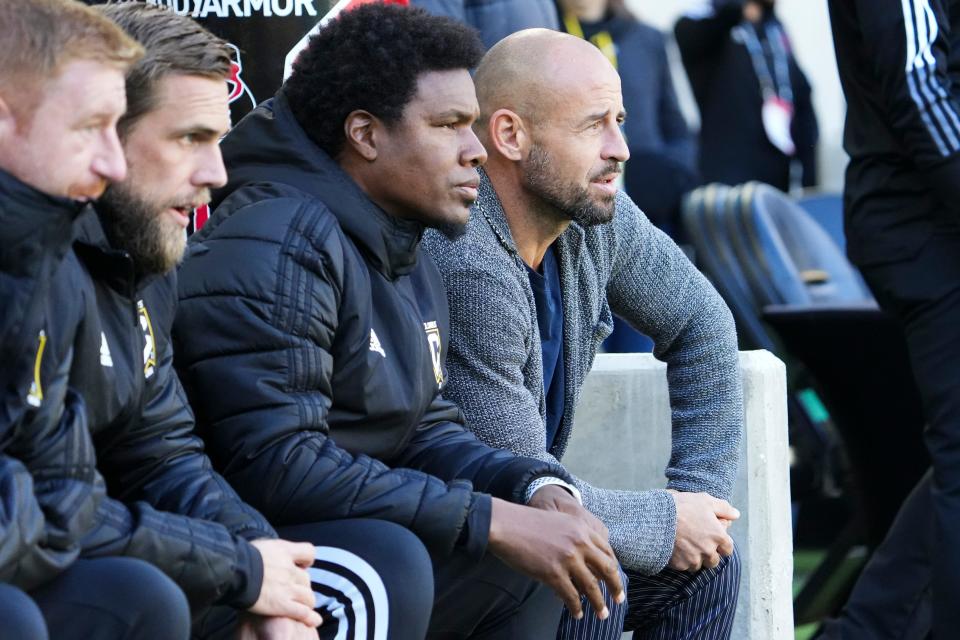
top-left (794, 548), bottom-right (827, 638)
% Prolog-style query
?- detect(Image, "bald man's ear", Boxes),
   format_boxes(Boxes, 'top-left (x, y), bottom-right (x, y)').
top-left (488, 108), bottom-right (528, 162)
top-left (0, 95), bottom-right (17, 141)
top-left (343, 110), bottom-right (378, 162)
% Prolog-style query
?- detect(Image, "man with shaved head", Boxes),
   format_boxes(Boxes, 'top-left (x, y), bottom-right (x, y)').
top-left (424, 29), bottom-right (744, 638)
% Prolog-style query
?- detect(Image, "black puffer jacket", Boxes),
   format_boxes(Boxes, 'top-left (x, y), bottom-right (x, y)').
top-left (174, 92), bottom-right (570, 559)
top-left (0, 169), bottom-right (104, 590)
top-left (66, 208), bottom-right (275, 611)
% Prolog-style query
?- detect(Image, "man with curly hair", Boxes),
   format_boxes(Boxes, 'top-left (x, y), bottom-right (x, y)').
top-left (175, 3), bottom-right (624, 637)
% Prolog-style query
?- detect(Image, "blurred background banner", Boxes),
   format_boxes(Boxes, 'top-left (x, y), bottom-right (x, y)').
top-left (137, 0), bottom-right (408, 123)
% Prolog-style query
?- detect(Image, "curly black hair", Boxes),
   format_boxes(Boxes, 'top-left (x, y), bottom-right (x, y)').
top-left (284, 3), bottom-right (484, 158)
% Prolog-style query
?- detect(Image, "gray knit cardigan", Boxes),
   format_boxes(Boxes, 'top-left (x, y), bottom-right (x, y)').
top-left (422, 172), bottom-right (744, 574)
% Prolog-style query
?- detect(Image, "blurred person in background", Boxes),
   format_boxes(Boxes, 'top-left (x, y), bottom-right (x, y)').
top-left (412, 0), bottom-right (560, 48)
top-left (817, 1), bottom-right (960, 638)
top-left (675, 0), bottom-right (818, 193)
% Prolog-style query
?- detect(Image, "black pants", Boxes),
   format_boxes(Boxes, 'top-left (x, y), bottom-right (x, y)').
top-left (819, 472), bottom-right (933, 640)
top-left (827, 232), bottom-right (960, 638)
top-left (195, 519), bottom-right (434, 640)
top-left (5, 557), bottom-right (191, 640)
top-left (428, 542), bottom-right (560, 639)
top-left (284, 520), bottom-right (561, 639)
top-left (289, 520), bottom-right (561, 639)
top-left (197, 518), bottom-right (559, 640)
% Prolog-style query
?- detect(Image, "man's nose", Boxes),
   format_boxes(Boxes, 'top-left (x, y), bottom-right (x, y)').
top-left (193, 145), bottom-right (228, 189)
top-left (93, 126), bottom-right (127, 184)
top-left (602, 124), bottom-right (630, 164)
top-left (461, 127), bottom-right (488, 167)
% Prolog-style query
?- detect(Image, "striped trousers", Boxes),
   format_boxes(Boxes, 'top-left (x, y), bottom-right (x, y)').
top-left (281, 520), bottom-right (434, 640)
top-left (192, 519), bottom-right (434, 640)
top-left (557, 546), bottom-right (741, 640)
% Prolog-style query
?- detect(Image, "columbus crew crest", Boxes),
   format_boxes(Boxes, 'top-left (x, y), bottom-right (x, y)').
top-left (26, 329), bottom-right (47, 408)
top-left (138, 300), bottom-right (158, 379)
top-left (423, 321), bottom-right (444, 388)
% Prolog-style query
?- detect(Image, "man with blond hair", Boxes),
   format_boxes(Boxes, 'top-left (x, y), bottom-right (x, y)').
top-left (0, 2), bottom-right (190, 639)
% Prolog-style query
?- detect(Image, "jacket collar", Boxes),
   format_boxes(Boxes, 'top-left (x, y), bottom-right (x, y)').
top-left (0, 167), bottom-right (86, 250)
top-left (73, 206), bottom-right (144, 294)
top-left (215, 91), bottom-right (423, 280)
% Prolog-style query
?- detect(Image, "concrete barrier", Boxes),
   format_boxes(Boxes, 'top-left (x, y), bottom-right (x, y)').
top-left (563, 350), bottom-right (792, 640)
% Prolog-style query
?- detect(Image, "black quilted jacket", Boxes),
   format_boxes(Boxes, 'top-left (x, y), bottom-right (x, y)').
top-left (0, 169), bottom-right (104, 591)
top-left (66, 208), bottom-right (275, 611)
top-left (173, 92), bottom-right (570, 558)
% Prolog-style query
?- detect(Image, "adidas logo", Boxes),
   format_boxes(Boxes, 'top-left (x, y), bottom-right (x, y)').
top-left (369, 328), bottom-right (385, 358)
top-left (100, 332), bottom-right (113, 367)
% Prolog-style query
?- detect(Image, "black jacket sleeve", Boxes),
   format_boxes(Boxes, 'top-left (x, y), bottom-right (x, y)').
top-left (396, 394), bottom-right (573, 505)
top-left (80, 495), bottom-right (263, 610)
top-left (0, 211), bottom-right (105, 591)
top-left (1, 387), bottom-right (105, 592)
top-left (98, 273), bottom-right (276, 543)
top-left (849, 0), bottom-right (960, 210)
top-left (85, 273), bottom-right (271, 611)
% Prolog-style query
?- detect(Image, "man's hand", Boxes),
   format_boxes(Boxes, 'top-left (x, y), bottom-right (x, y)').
top-left (249, 539), bottom-right (322, 628)
top-left (487, 498), bottom-right (624, 621)
top-left (527, 484), bottom-right (607, 537)
top-left (236, 613), bottom-right (320, 640)
top-left (667, 490), bottom-right (739, 573)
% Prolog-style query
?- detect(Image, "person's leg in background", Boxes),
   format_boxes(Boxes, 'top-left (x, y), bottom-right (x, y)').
top-left (556, 567), bottom-right (628, 640)
top-left (859, 234), bottom-right (960, 638)
top-left (817, 471), bottom-right (933, 640)
top-left (625, 545), bottom-right (741, 640)
top-left (31, 556), bottom-right (190, 640)
top-left (0, 583), bottom-right (48, 640)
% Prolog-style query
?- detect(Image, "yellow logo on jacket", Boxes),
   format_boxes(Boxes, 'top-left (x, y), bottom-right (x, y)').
top-left (26, 329), bottom-right (47, 407)
top-left (137, 300), bottom-right (157, 379)
top-left (423, 321), bottom-right (443, 388)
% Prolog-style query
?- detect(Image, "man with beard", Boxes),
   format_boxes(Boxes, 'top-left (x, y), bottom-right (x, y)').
top-left (0, 2), bottom-right (182, 638)
top-left (174, 4), bottom-right (624, 637)
top-left (422, 29), bottom-right (744, 639)
top-left (60, 3), bottom-right (429, 639)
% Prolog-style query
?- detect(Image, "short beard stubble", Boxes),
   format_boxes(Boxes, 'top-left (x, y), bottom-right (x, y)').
top-left (522, 144), bottom-right (618, 227)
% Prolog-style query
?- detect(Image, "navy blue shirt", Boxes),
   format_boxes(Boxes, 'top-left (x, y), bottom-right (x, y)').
top-left (525, 245), bottom-right (565, 449)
